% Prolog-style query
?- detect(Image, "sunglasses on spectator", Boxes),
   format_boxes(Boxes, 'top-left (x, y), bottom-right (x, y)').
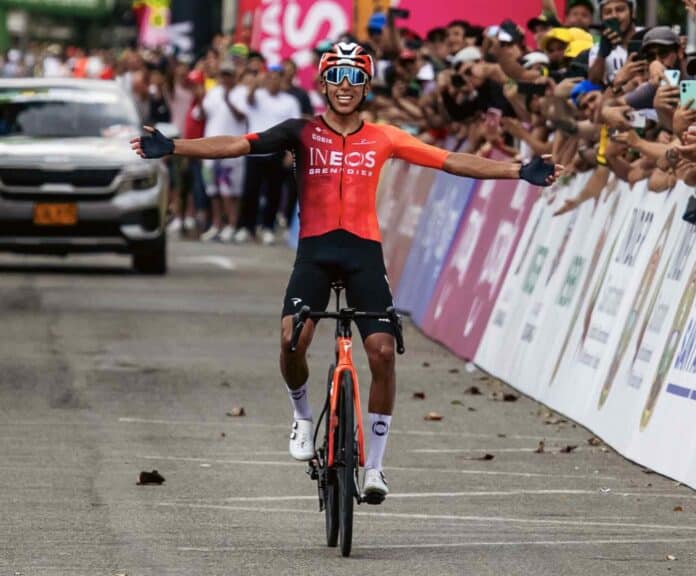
top-left (324, 66), bottom-right (369, 86)
top-left (645, 46), bottom-right (677, 61)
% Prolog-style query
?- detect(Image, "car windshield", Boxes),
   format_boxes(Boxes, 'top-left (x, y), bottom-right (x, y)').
top-left (0, 86), bottom-right (140, 138)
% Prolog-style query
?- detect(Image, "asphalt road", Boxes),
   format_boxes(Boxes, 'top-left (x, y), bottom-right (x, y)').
top-left (1, 236), bottom-right (695, 576)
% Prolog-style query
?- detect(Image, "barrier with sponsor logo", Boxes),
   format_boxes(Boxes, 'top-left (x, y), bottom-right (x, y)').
top-left (376, 167), bottom-right (696, 489)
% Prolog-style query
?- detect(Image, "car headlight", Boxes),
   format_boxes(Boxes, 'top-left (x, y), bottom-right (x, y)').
top-left (120, 165), bottom-right (159, 192)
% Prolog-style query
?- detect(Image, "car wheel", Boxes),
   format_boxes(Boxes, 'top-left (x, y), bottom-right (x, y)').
top-left (132, 234), bottom-right (167, 275)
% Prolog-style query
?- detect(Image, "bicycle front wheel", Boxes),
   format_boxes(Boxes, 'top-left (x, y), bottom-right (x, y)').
top-left (337, 370), bottom-right (356, 557)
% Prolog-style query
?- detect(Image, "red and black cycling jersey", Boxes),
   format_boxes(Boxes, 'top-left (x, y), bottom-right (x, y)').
top-left (245, 116), bottom-right (449, 242)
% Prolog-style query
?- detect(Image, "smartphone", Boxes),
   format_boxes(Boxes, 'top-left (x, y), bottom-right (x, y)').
top-left (662, 70), bottom-right (681, 88)
top-left (627, 111), bottom-right (647, 129)
top-left (517, 82), bottom-right (546, 96)
top-left (680, 80), bottom-right (696, 109)
top-left (603, 18), bottom-right (621, 35)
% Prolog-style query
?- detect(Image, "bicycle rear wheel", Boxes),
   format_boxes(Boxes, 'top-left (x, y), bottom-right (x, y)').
top-left (324, 365), bottom-right (339, 547)
top-left (337, 370), bottom-right (356, 557)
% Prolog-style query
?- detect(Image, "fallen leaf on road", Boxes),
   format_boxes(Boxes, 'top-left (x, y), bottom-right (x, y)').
top-left (465, 386), bottom-right (482, 395)
top-left (412, 392), bottom-right (426, 400)
top-left (424, 412), bottom-right (443, 421)
top-left (534, 440), bottom-right (545, 454)
top-left (544, 417), bottom-right (568, 425)
top-left (220, 432), bottom-right (226, 438)
top-left (226, 406), bottom-right (246, 417)
top-left (475, 453), bottom-right (495, 461)
top-left (503, 393), bottom-right (519, 402)
top-left (220, 381), bottom-right (231, 388)
top-left (449, 368), bottom-right (460, 374)
top-left (137, 470), bottom-right (165, 485)
top-left (673, 506), bottom-right (683, 512)
top-left (497, 433), bottom-right (507, 438)
top-left (467, 407), bottom-right (476, 412)
top-left (422, 361), bottom-right (431, 367)
top-left (588, 437), bottom-right (602, 446)
top-left (560, 445), bottom-right (578, 454)
top-left (451, 400), bottom-right (463, 405)
top-left (666, 555), bottom-right (677, 561)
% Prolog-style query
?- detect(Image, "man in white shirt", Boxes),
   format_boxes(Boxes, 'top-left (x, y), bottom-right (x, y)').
top-left (200, 61), bottom-right (248, 242)
top-left (235, 64), bottom-right (302, 245)
top-left (588, 0), bottom-right (638, 85)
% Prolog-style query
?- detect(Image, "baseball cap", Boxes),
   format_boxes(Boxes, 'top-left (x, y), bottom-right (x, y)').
top-left (540, 28), bottom-right (572, 51)
top-left (565, 36), bottom-right (594, 59)
top-left (527, 13), bottom-right (561, 32)
top-left (368, 12), bottom-right (387, 32)
top-left (229, 43), bottom-right (249, 58)
top-left (521, 51), bottom-right (551, 69)
top-left (642, 26), bottom-right (680, 48)
top-left (570, 79), bottom-right (602, 106)
top-left (451, 46), bottom-right (482, 66)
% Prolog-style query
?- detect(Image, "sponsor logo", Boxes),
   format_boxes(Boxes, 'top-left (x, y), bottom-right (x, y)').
top-left (291, 388), bottom-right (306, 400)
top-left (354, 138), bottom-right (377, 146)
top-left (372, 421), bottom-right (388, 436)
top-left (307, 147), bottom-right (376, 177)
top-left (311, 133), bottom-right (333, 145)
top-left (291, 298), bottom-right (303, 307)
top-left (343, 342), bottom-right (352, 353)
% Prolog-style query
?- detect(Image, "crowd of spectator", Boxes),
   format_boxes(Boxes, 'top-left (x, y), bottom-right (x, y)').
top-left (3, 0), bottom-right (696, 240)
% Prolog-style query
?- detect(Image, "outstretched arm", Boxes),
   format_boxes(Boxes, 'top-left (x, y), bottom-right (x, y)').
top-left (443, 152), bottom-right (563, 186)
top-left (131, 126), bottom-right (251, 160)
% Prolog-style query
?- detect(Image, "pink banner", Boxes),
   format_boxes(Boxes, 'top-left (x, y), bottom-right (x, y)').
top-left (254, 0), bottom-right (353, 89)
top-left (391, 0), bottom-right (565, 38)
top-left (421, 163), bottom-right (537, 361)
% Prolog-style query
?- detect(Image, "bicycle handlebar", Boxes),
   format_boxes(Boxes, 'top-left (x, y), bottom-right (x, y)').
top-left (290, 305), bottom-right (406, 355)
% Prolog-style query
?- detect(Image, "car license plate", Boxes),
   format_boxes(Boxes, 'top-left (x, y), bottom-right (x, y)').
top-left (33, 203), bottom-right (78, 226)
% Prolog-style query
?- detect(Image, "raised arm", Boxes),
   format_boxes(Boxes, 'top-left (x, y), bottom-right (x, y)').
top-left (131, 126), bottom-right (251, 160)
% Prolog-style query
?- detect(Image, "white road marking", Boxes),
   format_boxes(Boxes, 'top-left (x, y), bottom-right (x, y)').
top-left (135, 454), bottom-right (617, 481)
top-left (213, 489), bottom-right (693, 502)
top-left (177, 537), bottom-right (696, 553)
top-left (176, 256), bottom-right (237, 271)
top-left (158, 502), bottom-right (696, 532)
top-left (412, 448), bottom-right (538, 454)
top-left (118, 417), bottom-right (577, 442)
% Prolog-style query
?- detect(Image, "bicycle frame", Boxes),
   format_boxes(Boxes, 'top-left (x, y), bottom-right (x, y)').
top-left (328, 336), bottom-right (365, 468)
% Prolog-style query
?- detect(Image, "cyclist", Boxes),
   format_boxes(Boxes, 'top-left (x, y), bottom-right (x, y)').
top-left (132, 42), bottom-right (562, 503)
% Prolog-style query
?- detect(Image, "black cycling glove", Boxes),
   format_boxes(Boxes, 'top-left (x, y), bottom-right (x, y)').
top-left (519, 156), bottom-right (554, 187)
top-left (141, 128), bottom-right (175, 158)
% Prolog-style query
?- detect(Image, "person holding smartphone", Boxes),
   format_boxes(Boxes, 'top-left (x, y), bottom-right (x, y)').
top-left (588, 0), bottom-right (638, 85)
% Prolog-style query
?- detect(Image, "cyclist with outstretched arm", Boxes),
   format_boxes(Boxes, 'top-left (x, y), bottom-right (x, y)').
top-left (132, 42), bottom-right (562, 503)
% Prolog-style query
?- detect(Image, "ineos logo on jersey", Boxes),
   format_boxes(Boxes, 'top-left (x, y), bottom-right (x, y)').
top-left (308, 147), bottom-right (376, 177)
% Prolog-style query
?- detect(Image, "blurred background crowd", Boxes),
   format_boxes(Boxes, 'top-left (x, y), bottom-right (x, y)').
top-left (1, 0), bottom-right (696, 240)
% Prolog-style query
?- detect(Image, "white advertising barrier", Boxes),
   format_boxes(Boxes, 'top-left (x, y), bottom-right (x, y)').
top-left (474, 173), bottom-right (696, 489)
top-left (476, 172), bottom-right (592, 383)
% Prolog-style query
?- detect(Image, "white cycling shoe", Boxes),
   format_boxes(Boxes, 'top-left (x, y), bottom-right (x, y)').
top-left (289, 419), bottom-right (314, 461)
top-left (362, 468), bottom-right (389, 504)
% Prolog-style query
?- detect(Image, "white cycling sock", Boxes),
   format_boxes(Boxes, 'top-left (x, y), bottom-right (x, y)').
top-left (287, 382), bottom-right (312, 421)
top-left (366, 413), bottom-right (392, 471)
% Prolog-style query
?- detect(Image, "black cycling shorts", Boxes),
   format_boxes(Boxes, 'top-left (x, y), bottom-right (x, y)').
top-left (282, 229), bottom-right (395, 340)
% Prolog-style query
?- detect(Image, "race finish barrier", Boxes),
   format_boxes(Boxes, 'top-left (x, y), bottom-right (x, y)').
top-left (376, 161), bottom-right (696, 490)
